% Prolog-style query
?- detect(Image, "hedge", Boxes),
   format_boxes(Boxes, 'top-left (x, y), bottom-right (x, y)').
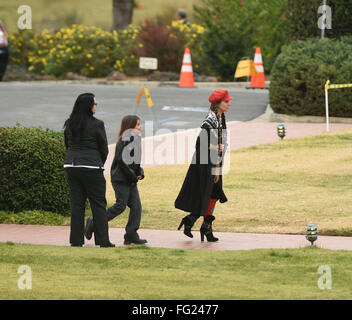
top-left (0, 210), bottom-right (67, 225)
top-left (269, 36), bottom-right (352, 117)
top-left (0, 125), bottom-right (70, 215)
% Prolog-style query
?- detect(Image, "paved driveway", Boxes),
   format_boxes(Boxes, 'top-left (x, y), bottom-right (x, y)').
top-left (0, 82), bottom-right (268, 142)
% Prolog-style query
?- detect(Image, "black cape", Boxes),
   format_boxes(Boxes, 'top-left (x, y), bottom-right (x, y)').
top-left (174, 112), bottom-right (228, 216)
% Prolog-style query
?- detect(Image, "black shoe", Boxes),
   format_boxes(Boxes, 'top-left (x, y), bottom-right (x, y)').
top-left (177, 215), bottom-right (198, 238)
top-left (84, 216), bottom-right (94, 240)
top-left (71, 243), bottom-right (83, 247)
top-left (124, 239), bottom-right (147, 245)
top-left (100, 242), bottom-right (115, 248)
top-left (200, 215), bottom-right (219, 242)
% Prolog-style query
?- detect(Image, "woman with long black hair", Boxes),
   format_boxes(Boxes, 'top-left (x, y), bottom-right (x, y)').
top-left (175, 89), bottom-right (231, 242)
top-left (64, 93), bottom-right (114, 247)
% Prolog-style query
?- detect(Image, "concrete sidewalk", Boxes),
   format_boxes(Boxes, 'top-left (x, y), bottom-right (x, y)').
top-left (1, 119), bottom-right (352, 251)
top-left (1, 224), bottom-right (352, 251)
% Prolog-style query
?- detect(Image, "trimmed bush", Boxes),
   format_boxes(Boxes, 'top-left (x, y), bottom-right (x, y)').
top-left (270, 36), bottom-right (352, 117)
top-left (0, 125), bottom-right (70, 215)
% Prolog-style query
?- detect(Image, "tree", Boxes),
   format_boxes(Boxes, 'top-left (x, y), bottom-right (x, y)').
top-left (113, 0), bottom-right (135, 31)
top-left (287, 0), bottom-right (352, 40)
top-left (194, 0), bottom-right (287, 80)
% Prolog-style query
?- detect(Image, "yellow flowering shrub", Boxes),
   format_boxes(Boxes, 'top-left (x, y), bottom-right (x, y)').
top-left (7, 30), bottom-right (36, 66)
top-left (170, 20), bottom-right (205, 46)
top-left (170, 20), bottom-right (209, 74)
top-left (7, 21), bottom-right (209, 77)
top-left (111, 24), bottom-right (140, 74)
top-left (7, 24), bottom-right (140, 78)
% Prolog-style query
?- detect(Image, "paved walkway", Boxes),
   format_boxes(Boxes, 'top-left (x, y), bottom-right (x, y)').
top-left (2, 115), bottom-right (352, 251)
top-left (1, 224), bottom-right (352, 251)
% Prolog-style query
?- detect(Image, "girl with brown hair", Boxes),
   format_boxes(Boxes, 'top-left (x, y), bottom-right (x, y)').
top-left (175, 89), bottom-right (232, 242)
top-left (85, 115), bottom-right (147, 245)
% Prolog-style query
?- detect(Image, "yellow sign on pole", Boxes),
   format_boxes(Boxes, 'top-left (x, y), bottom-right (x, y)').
top-left (324, 80), bottom-right (352, 132)
top-left (234, 60), bottom-right (258, 78)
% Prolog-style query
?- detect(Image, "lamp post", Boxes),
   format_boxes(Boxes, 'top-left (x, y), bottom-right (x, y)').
top-left (277, 124), bottom-right (286, 140)
top-left (306, 224), bottom-right (318, 247)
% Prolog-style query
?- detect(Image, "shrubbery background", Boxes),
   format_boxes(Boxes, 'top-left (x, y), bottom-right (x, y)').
top-left (270, 36), bottom-right (352, 117)
top-left (194, 0), bottom-right (287, 80)
top-left (7, 21), bottom-right (207, 78)
top-left (0, 126), bottom-right (70, 216)
top-left (6, 0), bottom-right (290, 80)
top-left (7, 25), bottom-right (140, 78)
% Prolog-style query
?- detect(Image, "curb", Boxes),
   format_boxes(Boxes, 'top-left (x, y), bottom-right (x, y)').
top-left (2, 79), bottom-right (270, 89)
top-left (252, 104), bottom-right (352, 124)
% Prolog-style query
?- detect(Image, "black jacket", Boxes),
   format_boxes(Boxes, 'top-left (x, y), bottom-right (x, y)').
top-left (64, 116), bottom-right (108, 168)
top-left (175, 116), bottom-right (227, 216)
top-left (110, 135), bottom-right (144, 184)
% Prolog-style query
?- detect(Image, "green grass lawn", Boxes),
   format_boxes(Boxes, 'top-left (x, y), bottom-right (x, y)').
top-left (0, 0), bottom-right (202, 34)
top-left (1, 242), bottom-right (352, 300)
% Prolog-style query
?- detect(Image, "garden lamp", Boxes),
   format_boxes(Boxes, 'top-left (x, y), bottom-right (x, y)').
top-left (277, 124), bottom-right (286, 140)
top-left (306, 224), bottom-right (318, 247)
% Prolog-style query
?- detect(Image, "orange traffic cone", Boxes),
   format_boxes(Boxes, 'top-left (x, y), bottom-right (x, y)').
top-left (250, 47), bottom-right (266, 89)
top-left (179, 48), bottom-right (195, 88)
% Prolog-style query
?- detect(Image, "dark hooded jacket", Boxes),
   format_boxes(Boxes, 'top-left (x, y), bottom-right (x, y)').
top-left (174, 111), bottom-right (228, 216)
top-left (110, 134), bottom-right (144, 184)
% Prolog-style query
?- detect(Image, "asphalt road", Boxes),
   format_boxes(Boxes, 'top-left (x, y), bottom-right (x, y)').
top-left (0, 82), bottom-right (268, 143)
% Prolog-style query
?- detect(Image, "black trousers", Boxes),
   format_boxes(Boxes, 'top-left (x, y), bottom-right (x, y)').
top-left (107, 182), bottom-right (142, 241)
top-left (65, 167), bottom-right (110, 245)
top-left (0, 50), bottom-right (8, 81)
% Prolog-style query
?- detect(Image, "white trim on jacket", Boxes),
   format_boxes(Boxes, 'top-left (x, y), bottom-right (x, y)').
top-left (63, 164), bottom-right (103, 170)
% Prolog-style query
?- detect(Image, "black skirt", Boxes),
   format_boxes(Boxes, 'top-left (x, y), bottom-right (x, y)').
top-left (210, 180), bottom-right (223, 200)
